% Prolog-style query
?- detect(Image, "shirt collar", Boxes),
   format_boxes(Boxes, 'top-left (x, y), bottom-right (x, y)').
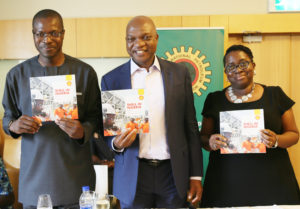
top-left (130, 56), bottom-right (161, 75)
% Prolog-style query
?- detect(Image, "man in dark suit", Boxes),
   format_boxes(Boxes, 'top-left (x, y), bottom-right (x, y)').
top-left (101, 16), bottom-right (203, 209)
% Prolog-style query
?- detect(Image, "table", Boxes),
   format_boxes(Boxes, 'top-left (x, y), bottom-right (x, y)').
top-left (202, 205), bottom-right (300, 209)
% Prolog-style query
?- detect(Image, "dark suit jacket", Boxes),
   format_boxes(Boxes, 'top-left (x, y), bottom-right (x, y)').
top-left (101, 57), bottom-right (203, 205)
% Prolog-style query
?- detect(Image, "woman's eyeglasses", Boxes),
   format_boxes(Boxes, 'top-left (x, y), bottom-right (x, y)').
top-left (225, 60), bottom-right (252, 74)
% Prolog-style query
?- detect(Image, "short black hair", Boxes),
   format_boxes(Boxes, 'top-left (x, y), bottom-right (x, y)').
top-left (223, 45), bottom-right (254, 66)
top-left (32, 9), bottom-right (64, 30)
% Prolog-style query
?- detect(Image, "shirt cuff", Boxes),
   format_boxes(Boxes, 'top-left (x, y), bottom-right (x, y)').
top-left (111, 137), bottom-right (124, 152)
top-left (190, 176), bottom-right (202, 181)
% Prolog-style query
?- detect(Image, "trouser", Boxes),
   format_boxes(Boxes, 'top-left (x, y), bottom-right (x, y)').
top-left (120, 159), bottom-right (187, 209)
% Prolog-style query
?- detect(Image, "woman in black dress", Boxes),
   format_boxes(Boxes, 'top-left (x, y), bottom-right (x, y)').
top-left (200, 44), bottom-right (300, 207)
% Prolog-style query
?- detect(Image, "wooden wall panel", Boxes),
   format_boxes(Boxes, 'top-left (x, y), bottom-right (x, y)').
top-left (181, 16), bottom-right (209, 27)
top-left (210, 15), bottom-right (228, 43)
top-left (289, 34), bottom-right (300, 183)
top-left (0, 18), bottom-right (77, 59)
top-left (210, 15), bottom-right (229, 86)
top-left (76, 16), bottom-right (181, 58)
top-left (0, 19), bottom-right (36, 59)
top-left (62, 19), bottom-right (77, 57)
top-left (1, 14), bottom-right (300, 58)
top-left (229, 14), bottom-right (300, 34)
top-left (228, 34), bottom-right (290, 93)
top-left (150, 16), bottom-right (182, 28)
top-left (76, 17), bottom-right (130, 58)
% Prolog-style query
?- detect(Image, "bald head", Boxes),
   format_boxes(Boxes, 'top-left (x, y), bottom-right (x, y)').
top-left (126, 16), bottom-right (159, 70)
top-left (126, 16), bottom-right (157, 34)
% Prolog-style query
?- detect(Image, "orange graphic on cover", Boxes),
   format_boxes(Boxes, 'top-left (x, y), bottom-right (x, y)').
top-left (68, 104), bottom-right (78, 119)
top-left (139, 118), bottom-right (149, 133)
top-left (126, 119), bottom-right (139, 131)
top-left (54, 105), bottom-right (67, 119)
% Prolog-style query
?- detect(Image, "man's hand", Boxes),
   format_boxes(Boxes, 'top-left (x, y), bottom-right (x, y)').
top-left (113, 128), bottom-right (138, 150)
top-left (55, 118), bottom-right (84, 139)
top-left (9, 115), bottom-right (41, 134)
top-left (187, 179), bottom-right (203, 206)
top-left (91, 156), bottom-right (115, 168)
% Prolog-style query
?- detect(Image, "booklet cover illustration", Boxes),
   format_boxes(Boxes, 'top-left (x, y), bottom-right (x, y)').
top-left (101, 89), bottom-right (149, 136)
top-left (220, 109), bottom-right (266, 154)
top-left (30, 74), bottom-right (78, 122)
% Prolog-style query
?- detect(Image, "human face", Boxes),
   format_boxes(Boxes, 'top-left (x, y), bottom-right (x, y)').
top-left (33, 100), bottom-right (44, 114)
top-left (105, 114), bottom-right (115, 127)
top-left (224, 50), bottom-right (255, 89)
top-left (126, 19), bottom-right (158, 69)
top-left (33, 17), bottom-right (64, 63)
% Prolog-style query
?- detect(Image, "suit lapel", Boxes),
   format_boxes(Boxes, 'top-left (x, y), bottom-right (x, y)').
top-left (119, 61), bottom-right (132, 89)
top-left (158, 58), bottom-right (173, 120)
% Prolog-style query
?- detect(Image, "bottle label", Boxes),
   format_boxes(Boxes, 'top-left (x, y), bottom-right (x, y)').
top-left (80, 206), bottom-right (92, 209)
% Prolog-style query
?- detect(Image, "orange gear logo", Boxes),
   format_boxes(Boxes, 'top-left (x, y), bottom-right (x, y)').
top-left (163, 46), bottom-right (211, 96)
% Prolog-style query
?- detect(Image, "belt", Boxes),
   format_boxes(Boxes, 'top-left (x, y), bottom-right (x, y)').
top-left (139, 158), bottom-right (170, 167)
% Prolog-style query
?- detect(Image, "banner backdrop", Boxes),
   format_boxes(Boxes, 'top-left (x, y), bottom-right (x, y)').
top-left (156, 28), bottom-right (224, 179)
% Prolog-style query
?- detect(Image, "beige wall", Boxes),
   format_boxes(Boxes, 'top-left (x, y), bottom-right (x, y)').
top-left (0, 0), bottom-right (269, 20)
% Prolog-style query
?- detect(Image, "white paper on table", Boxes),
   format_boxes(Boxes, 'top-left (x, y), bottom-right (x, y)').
top-left (94, 165), bottom-right (108, 196)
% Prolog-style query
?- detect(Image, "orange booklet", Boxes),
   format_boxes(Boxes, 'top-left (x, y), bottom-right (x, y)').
top-left (30, 74), bottom-right (78, 122)
top-left (220, 109), bottom-right (266, 154)
top-left (101, 89), bottom-right (149, 136)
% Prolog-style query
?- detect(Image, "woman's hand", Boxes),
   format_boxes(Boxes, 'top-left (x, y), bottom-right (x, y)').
top-left (209, 134), bottom-right (228, 151)
top-left (261, 129), bottom-right (278, 148)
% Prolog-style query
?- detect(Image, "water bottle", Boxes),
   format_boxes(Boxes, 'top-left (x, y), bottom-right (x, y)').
top-left (79, 186), bottom-right (94, 209)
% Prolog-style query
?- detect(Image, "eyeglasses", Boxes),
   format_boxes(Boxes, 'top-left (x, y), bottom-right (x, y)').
top-left (225, 60), bottom-right (252, 74)
top-left (33, 30), bottom-right (64, 39)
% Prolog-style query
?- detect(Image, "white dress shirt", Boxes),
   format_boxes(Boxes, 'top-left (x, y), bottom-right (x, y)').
top-left (131, 56), bottom-right (170, 160)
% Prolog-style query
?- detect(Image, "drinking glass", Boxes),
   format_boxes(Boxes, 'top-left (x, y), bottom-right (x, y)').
top-left (37, 194), bottom-right (53, 209)
top-left (94, 193), bottom-right (111, 209)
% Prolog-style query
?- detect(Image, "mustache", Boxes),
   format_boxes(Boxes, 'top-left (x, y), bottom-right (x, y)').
top-left (39, 43), bottom-right (56, 48)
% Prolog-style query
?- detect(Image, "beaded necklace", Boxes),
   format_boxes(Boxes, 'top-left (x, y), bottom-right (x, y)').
top-left (228, 83), bottom-right (256, 103)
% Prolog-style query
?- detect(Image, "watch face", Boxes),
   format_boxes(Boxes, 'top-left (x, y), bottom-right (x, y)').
top-left (274, 136), bottom-right (278, 148)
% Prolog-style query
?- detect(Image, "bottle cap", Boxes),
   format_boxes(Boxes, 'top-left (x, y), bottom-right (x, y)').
top-left (82, 186), bottom-right (90, 192)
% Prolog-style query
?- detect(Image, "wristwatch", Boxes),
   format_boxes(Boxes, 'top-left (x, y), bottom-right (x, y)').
top-left (8, 120), bottom-right (14, 131)
top-left (273, 135), bottom-right (279, 148)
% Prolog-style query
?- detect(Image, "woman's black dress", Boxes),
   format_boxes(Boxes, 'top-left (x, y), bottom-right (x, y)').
top-left (200, 85), bottom-right (300, 207)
